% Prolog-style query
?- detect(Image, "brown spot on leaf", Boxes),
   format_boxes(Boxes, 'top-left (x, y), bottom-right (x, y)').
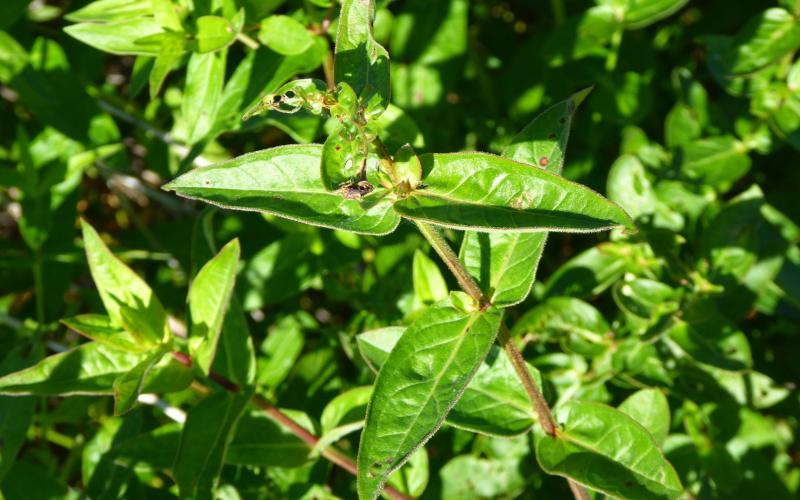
top-left (539, 157), bottom-right (549, 167)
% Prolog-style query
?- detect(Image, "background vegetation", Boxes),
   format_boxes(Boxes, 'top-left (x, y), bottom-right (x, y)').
top-left (1, 0), bottom-right (799, 498)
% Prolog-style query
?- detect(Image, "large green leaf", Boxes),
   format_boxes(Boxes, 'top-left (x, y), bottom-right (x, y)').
top-left (535, 401), bottom-right (683, 499)
top-left (395, 152), bottom-right (634, 233)
top-left (81, 220), bottom-right (168, 347)
top-left (357, 298), bottom-right (503, 499)
top-left (459, 90), bottom-right (589, 307)
top-left (0, 342), bottom-right (148, 396)
top-left (188, 239), bottom-right (240, 375)
top-left (334, 0), bottom-right (390, 111)
top-left (173, 389), bottom-right (252, 499)
top-left (163, 145), bottom-right (401, 235)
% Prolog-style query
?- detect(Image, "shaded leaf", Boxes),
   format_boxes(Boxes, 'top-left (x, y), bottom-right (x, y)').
top-left (173, 389), bottom-right (252, 499)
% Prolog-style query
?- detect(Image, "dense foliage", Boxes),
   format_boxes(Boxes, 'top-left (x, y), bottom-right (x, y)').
top-left (1, 0), bottom-right (799, 499)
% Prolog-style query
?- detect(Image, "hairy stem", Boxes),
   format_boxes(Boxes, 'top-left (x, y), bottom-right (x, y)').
top-left (413, 223), bottom-right (589, 499)
top-left (414, 222), bottom-right (485, 303)
top-left (169, 352), bottom-right (411, 500)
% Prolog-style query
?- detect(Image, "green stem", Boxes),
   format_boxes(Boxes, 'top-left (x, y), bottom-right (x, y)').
top-left (33, 248), bottom-right (45, 327)
top-left (323, 50), bottom-right (335, 90)
top-left (550, 0), bottom-right (566, 25)
top-left (413, 223), bottom-right (589, 500)
top-left (235, 32), bottom-right (259, 50)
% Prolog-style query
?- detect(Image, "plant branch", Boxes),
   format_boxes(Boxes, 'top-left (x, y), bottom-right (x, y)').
top-left (414, 222), bottom-right (485, 303)
top-left (412, 223), bottom-right (589, 499)
top-left (169, 352), bottom-right (412, 500)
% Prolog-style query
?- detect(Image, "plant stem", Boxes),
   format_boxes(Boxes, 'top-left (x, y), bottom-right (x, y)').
top-left (235, 32), bottom-right (260, 50)
top-left (323, 50), bottom-right (335, 90)
top-left (413, 223), bottom-right (590, 500)
top-left (169, 352), bottom-right (411, 500)
top-left (33, 248), bottom-right (45, 328)
top-left (550, 0), bottom-right (566, 25)
top-left (496, 324), bottom-right (556, 436)
top-left (414, 221), bottom-right (486, 304)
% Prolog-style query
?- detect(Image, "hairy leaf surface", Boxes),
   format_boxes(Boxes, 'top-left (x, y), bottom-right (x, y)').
top-left (357, 301), bottom-right (503, 499)
top-left (164, 145), bottom-right (400, 235)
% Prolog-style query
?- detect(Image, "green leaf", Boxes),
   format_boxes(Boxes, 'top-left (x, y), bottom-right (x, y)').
top-left (334, 0), bottom-right (390, 111)
top-left (64, 18), bottom-right (165, 55)
top-left (61, 314), bottom-right (145, 352)
top-left (395, 152), bottom-right (635, 234)
top-left (226, 409), bottom-right (313, 467)
top-left (618, 389), bottom-right (670, 446)
top-left (183, 49), bottom-right (226, 144)
top-left (258, 15), bottom-right (315, 56)
top-left (151, 0), bottom-right (183, 31)
top-left (412, 250), bottom-right (448, 304)
top-left (678, 136), bottom-right (751, 191)
top-left (211, 298), bottom-right (257, 386)
top-left (149, 33), bottom-right (185, 98)
top-left (188, 239), bottom-right (240, 375)
top-left (0, 342), bottom-right (148, 396)
top-left (446, 346), bottom-right (537, 437)
top-left (357, 300), bottom-right (503, 499)
top-left (358, 329), bottom-right (537, 436)
top-left (321, 386), bottom-right (372, 434)
top-left (112, 349), bottom-right (166, 415)
top-left (544, 242), bottom-right (633, 299)
top-left (718, 8), bottom-right (800, 76)
top-left (535, 401), bottom-right (683, 499)
top-left (163, 144), bottom-right (401, 235)
top-left (173, 389), bottom-right (252, 499)
top-left (81, 220), bottom-right (167, 347)
top-left (356, 326), bottom-right (405, 372)
top-left (512, 297), bottom-right (612, 357)
top-left (621, 0), bottom-right (689, 30)
top-left (196, 15), bottom-right (237, 53)
top-left (458, 86), bottom-right (589, 307)
top-left (65, 0), bottom-right (152, 22)
top-left (256, 315), bottom-right (306, 389)
top-left (607, 155), bottom-right (658, 221)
